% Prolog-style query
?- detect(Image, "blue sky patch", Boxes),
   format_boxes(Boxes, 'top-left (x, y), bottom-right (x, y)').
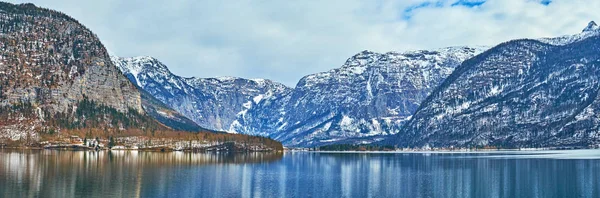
top-left (451, 0), bottom-right (486, 7)
top-left (403, 1), bottom-right (445, 19)
top-left (540, 0), bottom-right (552, 5)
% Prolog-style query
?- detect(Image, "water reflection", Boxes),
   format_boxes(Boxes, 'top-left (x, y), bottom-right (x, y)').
top-left (0, 150), bottom-right (599, 198)
top-left (0, 150), bottom-right (282, 198)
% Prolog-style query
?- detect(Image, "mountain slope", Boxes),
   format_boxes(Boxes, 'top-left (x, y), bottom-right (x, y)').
top-left (0, 2), bottom-right (147, 140)
top-left (233, 47), bottom-right (487, 147)
top-left (138, 88), bottom-right (206, 132)
top-left (117, 46), bottom-right (485, 147)
top-left (117, 47), bottom-right (486, 147)
top-left (0, 2), bottom-right (142, 113)
top-left (391, 23), bottom-right (600, 148)
top-left (0, 2), bottom-right (206, 141)
top-left (112, 56), bottom-right (291, 132)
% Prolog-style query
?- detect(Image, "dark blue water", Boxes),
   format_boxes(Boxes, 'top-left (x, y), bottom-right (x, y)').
top-left (1, 149), bottom-right (599, 198)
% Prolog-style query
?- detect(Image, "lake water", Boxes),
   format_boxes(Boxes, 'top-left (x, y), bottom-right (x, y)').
top-left (1, 149), bottom-right (599, 198)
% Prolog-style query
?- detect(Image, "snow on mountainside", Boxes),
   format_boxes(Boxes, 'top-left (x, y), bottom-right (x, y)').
top-left (391, 21), bottom-right (600, 148)
top-left (116, 21), bottom-right (600, 148)
top-left (112, 56), bottom-right (291, 132)
top-left (232, 22), bottom-right (600, 147)
top-left (538, 21), bottom-right (600, 45)
top-left (232, 46), bottom-right (488, 147)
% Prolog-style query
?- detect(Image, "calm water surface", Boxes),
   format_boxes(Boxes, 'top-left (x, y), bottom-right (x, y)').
top-left (1, 149), bottom-right (599, 198)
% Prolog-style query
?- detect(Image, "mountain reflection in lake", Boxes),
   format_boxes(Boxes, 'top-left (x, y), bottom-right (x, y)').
top-left (0, 150), bottom-right (599, 198)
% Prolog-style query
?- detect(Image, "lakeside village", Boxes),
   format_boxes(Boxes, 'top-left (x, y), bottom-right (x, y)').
top-left (0, 134), bottom-right (278, 152)
top-left (1, 133), bottom-right (597, 152)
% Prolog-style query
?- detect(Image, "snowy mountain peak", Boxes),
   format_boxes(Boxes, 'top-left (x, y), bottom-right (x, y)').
top-left (112, 56), bottom-right (292, 132)
top-left (342, 46), bottom-right (486, 69)
top-left (537, 20), bottom-right (600, 46)
top-left (112, 56), bottom-right (171, 74)
top-left (358, 50), bottom-right (376, 55)
top-left (582, 21), bottom-right (599, 32)
top-left (233, 45), bottom-right (488, 146)
top-left (343, 50), bottom-right (381, 67)
top-left (111, 56), bottom-right (175, 87)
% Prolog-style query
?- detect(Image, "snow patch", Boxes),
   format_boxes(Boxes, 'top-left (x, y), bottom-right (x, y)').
top-left (253, 94), bottom-right (264, 104)
top-left (340, 116), bottom-right (353, 126)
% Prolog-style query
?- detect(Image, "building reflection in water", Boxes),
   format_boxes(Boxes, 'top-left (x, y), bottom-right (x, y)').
top-left (0, 150), bottom-right (599, 197)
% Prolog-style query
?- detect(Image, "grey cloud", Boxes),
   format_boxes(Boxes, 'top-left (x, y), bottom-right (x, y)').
top-left (5, 0), bottom-right (599, 86)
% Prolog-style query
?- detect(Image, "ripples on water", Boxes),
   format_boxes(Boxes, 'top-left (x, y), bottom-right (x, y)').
top-left (0, 149), bottom-right (599, 198)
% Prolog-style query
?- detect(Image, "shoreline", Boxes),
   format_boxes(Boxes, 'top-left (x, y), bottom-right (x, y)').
top-left (0, 146), bottom-right (283, 153)
top-left (285, 146), bottom-right (599, 153)
top-left (2, 146), bottom-right (597, 153)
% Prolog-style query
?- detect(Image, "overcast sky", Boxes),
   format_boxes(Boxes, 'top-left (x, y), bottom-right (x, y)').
top-left (7, 0), bottom-right (600, 86)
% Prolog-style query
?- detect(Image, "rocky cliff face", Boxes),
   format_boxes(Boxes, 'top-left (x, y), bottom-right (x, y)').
top-left (391, 22), bottom-right (600, 148)
top-left (0, 3), bottom-right (142, 114)
top-left (232, 47), bottom-right (487, 147)
top-left (112, 56), bottom-right (291, 132)
top-left (0, 2), bottom-right (204, 141)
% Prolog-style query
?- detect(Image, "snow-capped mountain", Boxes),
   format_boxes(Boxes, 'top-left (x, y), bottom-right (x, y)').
top-left (390, 22), bottom-right (600, 148)
top-left (582, 21), bottom-right (599, 32)
top-left (113, 47), bottom-right (485, 146)
top-left (232, 47), bottom-right (488, 147)
top-left (116, 20), bottom-right (600, 148)
top-left (112, 56), bottom-right (291, 132)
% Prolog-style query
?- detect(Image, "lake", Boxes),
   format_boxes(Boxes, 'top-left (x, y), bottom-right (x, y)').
top-left (0, 149), bottom-right (599, 198)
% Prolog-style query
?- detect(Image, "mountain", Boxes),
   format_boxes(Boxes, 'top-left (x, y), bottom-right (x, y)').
top-left (232, 47), bottom-right (487, 147)
top-left (111, 56), bottom-right (291, 132)
top-left (0, 3), bottom-right (141, 112)
top-left (0, 2), bottom-right (207, 139)
top-left (0, 2), bottom-right (146, 139)
top-left (117, 46), bottom-right (485, 147)
top-left (390, 22), bottom-right (600, 149)
top-left (0, 2), bottom-right (286, 151)
top-left (582, 21), bottom-right (599, 32)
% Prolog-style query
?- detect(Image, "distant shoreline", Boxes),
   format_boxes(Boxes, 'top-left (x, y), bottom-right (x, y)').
top-left (286, 146), bottom-right (599, 153)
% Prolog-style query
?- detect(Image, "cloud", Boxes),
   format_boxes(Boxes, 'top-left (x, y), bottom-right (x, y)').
top-left (5, 0), bottom-right (599, 86)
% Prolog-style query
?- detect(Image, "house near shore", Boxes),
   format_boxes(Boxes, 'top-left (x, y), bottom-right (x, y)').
top-left (84, 138), bottom-right (105, 148)
top-left (69, 136), bottom-right (83, 145)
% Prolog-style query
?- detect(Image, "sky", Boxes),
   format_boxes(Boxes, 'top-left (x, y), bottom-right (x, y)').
top-left (6, 0), bottom-right (600, 86)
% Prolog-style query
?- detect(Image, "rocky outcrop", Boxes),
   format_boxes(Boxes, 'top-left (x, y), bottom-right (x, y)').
top-left (0, 3), bottom-right (142, 114)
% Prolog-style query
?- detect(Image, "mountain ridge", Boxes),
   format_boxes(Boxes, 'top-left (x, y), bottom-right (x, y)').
top-left (232, 46), bottom-right (488, 147)
top-left (390, 26), bottom-right (600, 148)
top-left (112, 55), bottom-right (291, 132)
top-left (112, 16), bottom-right (600, 148)
top-left (115, 46), bottom-right (487, 147)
